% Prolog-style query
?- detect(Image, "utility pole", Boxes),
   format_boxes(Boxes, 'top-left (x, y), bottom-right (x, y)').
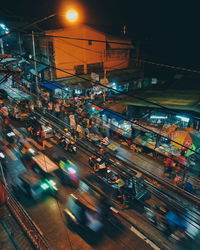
top-left (18, 33), bottom-right (22, 54)
top-left (100, 47), bottom-right (108, 102)
top-left (0, 38), bottom-right (4, 54)
top-left (32, 31), bottom-right (39, 94)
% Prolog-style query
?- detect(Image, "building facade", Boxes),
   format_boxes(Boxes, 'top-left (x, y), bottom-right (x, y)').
top-left (44, 25), bottom-right (133, 79)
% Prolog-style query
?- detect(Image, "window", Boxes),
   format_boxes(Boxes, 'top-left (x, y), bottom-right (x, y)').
top-left (74, 65), bottom-right (84, 75)
top-left (106, 49), bottom-right (129, 59)
top-left (87, 62), bottom-right (103, 74)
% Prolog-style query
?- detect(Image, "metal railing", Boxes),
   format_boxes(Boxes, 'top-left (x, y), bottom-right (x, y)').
top-left (2, 184), bottom-right (51, 250)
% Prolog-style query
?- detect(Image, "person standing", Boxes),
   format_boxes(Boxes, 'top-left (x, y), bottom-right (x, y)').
top-left (41, 128), bottom-right (46, 150)
top-left (69, 113), bottom-right (76, 131)
top-left (36, 99), bottom-right (42, 110)
top-left (29, 101), bottom-right (35, 113)
top-left (164, 157), bottom-right (174, 179)
top-left (47, 101), bottom-right (53, 113)
top-left (54, 102), bottom-right (61, 118)
top-left (76, 124), bottom-right (83, 138)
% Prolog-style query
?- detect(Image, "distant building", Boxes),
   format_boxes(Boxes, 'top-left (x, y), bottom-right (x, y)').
top-left (43, 24), bottom-right (134, 79)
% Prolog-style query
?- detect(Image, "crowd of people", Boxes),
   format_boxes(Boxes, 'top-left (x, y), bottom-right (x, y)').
top-left (0, 85), bottom-right (195, 194)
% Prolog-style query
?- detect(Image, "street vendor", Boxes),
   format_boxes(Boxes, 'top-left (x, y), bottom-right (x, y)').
top-left (164, 156), bottom-right (175, 179)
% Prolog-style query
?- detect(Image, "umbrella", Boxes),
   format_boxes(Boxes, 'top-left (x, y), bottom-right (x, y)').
top-left (185, 144), bottom-right (196, 157)
top-left (171, 131), bottom-right (193, 149)
top-left (190, 132), bottom-right (200, 149)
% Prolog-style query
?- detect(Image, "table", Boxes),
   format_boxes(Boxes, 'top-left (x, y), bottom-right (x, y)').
top-left (106, 144), bottom-right (118, 153)
top-left (87, 133), bottom-right (100, 142)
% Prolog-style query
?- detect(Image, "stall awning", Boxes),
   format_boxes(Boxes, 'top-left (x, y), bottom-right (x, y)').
top-left (100, 109), bottom-right (125, 121)
top-left (38, 81), bottom-right (64, 90)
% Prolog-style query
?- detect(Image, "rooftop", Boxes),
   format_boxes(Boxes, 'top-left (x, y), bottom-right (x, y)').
top-left (119, 75), bottom-right (200, 115)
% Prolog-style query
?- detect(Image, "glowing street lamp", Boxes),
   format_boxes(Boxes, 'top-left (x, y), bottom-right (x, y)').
top-left (66, 9), bottom-right (79, 23)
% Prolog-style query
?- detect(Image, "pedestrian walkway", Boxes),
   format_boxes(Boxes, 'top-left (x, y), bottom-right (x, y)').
top-left (107, 137), bottom-right (200, 197)
top-left (109, 138), bottom-right (164, 177)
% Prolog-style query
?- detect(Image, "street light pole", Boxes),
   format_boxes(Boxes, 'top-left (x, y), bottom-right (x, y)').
top-left (32, 30), bottom-right (39, 94)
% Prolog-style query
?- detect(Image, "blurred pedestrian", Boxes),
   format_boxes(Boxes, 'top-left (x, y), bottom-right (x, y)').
top-left (76, 124), bottom-right (83, 138)
top-left (164, 157), bottom-right (174, 179)
top-left (54, 102), bottom-right (61, 118)
top-left (69, 113), bottom-right (76, 130)
top-left (47, 101), bottom-right (53, 113)
top-left (29, 101), bottom-right (34, 113)
top-left (183, 176), bottom-right (193, 193)
top-left (41, 129), bottom-right (46, 150)
top-left (36, 99), bottom-right (42, 110)
top-left (174, 174), bottom-right (183, 188)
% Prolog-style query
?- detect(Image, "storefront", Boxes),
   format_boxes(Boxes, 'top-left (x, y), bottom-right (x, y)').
top-left (56, 74), bottom-right (93, 98)
top-left (38, 81), bottom-right (65, 98)
top-left (88, 105), bottom-right (132, 138)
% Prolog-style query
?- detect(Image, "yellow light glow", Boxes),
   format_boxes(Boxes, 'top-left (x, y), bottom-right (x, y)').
top-left (66, 9), bottom-right (78, 22)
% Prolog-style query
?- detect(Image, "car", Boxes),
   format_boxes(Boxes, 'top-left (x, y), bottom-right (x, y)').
top-left (18, 170), bottom-right (50, 200)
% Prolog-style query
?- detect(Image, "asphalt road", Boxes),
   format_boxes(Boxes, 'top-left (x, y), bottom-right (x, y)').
top-left (0, 123), bottom-right (154, 249)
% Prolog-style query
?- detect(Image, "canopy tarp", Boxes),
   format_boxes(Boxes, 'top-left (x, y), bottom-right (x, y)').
top-left (38, 81), bottom-right (64, 91)
top-left (32, 153), bottom-right (58, 173)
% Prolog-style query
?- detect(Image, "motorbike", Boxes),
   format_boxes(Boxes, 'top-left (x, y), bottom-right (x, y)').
top-left (144, 205), bottom-right (190, 242)
top-left (58, 159), bottom-right (79, 187)
top-left (58, 136), bottom-right (77, 154)
top-left (89, 155), bottom-right (112, 181)
top-left (68, 142), bottom-right (77, 154)
top-left (89, 154), bottom-right (98, 170)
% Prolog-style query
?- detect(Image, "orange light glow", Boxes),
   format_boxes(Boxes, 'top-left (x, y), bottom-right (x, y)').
top-left (66, 9), bottom-right (79, 22)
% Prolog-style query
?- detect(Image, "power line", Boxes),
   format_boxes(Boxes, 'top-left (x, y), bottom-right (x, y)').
top-left (15, 67), bottom-right (200, 156)
top-left (37, 34), bottom-right (200, 74)
top-left (3, 22), bottom-right (200, 153)
top-left (2, 18), bottom-right (200, 120)
top-left (6, 48), bottom-right (200, 155)
top-left (34, 34), bottom-right (133, 47)
top-left (141, 59), bottom-right (200, 74)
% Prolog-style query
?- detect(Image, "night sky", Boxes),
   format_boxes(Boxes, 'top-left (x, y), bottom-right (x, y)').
top-left (1, 0), bottom-right (199, 70)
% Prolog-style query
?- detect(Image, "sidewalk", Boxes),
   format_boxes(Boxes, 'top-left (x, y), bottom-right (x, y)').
top-left (107, 137), bottom-right (200, 200)
top-left (34, 108), bottom-right (199, 200)
top-left (109, 138), bottom-right (164, 178)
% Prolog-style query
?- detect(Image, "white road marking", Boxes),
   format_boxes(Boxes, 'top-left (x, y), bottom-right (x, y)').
top-left (130, 226), bottom-right (161, 250)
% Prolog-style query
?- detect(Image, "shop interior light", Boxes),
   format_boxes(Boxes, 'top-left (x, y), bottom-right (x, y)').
top-left (150, 115), bottom-right (168, 119)
top-left (176, 116), bottom-right (190, 122)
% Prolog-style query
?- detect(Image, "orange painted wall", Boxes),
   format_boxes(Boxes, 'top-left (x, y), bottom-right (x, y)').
top-left (45, 25), bottom-right (131, 79)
